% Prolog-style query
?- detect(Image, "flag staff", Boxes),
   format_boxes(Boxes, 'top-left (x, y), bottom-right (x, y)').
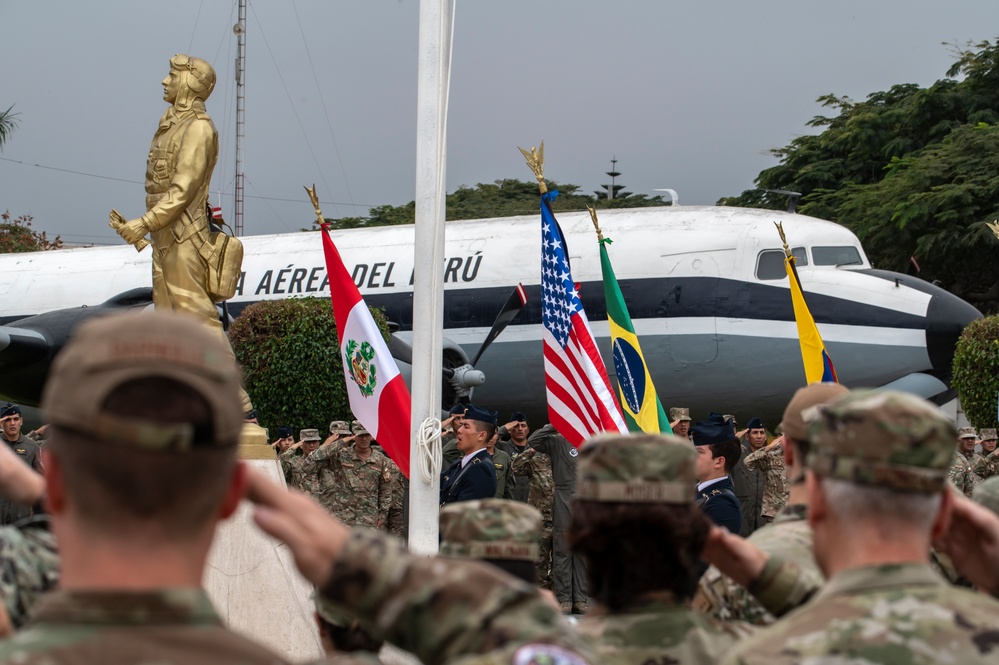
top-left (408, 0), bottom-right (455, 553)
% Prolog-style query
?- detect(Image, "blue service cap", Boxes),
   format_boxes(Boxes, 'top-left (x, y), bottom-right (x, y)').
top-left (463, 404), bottom-right (498, 426)
top-left (510, 411), bottom-right (527, 423)
top-left (692, 412), bottom-right (736, 446)
top-left (0, 404), bottom-right (20, 419)
top-left (276, 425), bottom-right (293, 439)
top-left (746, 417), bottom-right (765, 430)
top-left (449, 404), bottom-right (467, 416)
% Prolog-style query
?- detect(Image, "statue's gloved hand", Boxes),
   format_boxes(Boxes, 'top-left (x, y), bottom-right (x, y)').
top-left (117, 218), bottom-right (150, 245)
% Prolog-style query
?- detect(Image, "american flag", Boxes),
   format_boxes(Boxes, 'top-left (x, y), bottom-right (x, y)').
top-left (540, 191), bottom-right (628, 446)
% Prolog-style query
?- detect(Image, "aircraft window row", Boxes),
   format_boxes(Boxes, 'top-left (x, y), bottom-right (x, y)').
top-left (812, 245), bottom-right (863, 267)
top-left (756, 247), bottom-right (808, 281)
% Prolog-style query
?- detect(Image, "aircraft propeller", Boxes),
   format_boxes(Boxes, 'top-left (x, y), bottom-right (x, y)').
top-left (388, 283), bottom-right (528, 410)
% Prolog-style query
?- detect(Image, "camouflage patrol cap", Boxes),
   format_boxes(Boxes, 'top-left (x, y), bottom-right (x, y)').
top-left (41, 311), bottom-right (243, 451)
top-left (439, 499), bottom-right (542, 561)
top-left (575, 432), bottom-right (696, 503)
top-left (329, 420), bottom-right (351, 435)
top-left (300, 428), bottom-right (321, 442)
top-left (957, 426), bottom-right (977, 440)
top-left (981, 428), bottom-right (998, 441)
top-left (351, 419), bottom-right (369, 436)
top-left (973, 477), bottom-right (999, 516)
top-left (806, 389), bottom-right (956, 493)
top-left (669, 407), bottom-right (691, 422)
top-left (779, 382), bottom-right (849, 442)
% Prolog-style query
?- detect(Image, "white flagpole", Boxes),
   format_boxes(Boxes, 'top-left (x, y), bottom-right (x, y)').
top-left (409, 0), bottom-right (454, 554)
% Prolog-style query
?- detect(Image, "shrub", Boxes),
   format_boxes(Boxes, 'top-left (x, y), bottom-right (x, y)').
top-left (228, 297), bottom-right (389, 437)
top-left (952, 315), bottom-right (999, 430)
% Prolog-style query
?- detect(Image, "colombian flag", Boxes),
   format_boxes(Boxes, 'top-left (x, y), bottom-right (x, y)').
top-left (785, 255), bottom-right (838, 384)
top-left (599, 238), bottom-right (672, 434)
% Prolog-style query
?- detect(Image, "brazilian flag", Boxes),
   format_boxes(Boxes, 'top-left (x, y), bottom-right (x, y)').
top-left (599, 237), bottom-right (672, 434)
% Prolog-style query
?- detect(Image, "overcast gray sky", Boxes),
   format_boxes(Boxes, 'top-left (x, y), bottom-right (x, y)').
top-left (2, 1), bottom-right (997, 244)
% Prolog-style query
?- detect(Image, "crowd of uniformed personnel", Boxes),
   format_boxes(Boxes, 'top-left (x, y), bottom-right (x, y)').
top-left (2, 311), bottom-right (999, 664)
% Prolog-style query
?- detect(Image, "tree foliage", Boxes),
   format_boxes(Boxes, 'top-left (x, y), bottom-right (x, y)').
top-left (952, 315), bottom-right (999, 430)
top-left (718, 38), bottom-right (999, 309)
top-left (0, 105), bottom-right (18, 151)
top-left (0, 212), bottom-right (62, 253)
top-left (228, 297), bottom-right (389, 436)
top-left (324, 178), bottom-right (666, 230)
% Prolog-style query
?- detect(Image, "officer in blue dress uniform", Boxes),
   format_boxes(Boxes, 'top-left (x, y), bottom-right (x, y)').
top-left (439, 404), bottom-right (498, 507)
top-left (691, 411), bottom-right (743, 535)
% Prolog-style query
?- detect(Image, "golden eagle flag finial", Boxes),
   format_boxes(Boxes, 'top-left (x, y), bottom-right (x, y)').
top-left (304, 184), bottom-right (325, 226)
top-left (774, 221), bottom-right (791, 258)
top-left (518, 141), bottom-right (547, 194)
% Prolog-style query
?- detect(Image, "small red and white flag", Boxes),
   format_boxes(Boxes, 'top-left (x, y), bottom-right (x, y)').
top-left (539, 191), bottom-right (628, 446)
top-left (320, 224), bottom-right (412, 476)
top-left (212, 206), bottom-right (223, 220)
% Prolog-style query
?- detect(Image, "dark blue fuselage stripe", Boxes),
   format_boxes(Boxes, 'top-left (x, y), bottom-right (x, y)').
top-left (222, 276), bottom-right (925, 332)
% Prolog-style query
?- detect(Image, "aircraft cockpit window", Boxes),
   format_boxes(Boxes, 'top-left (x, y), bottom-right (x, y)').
top-left (756, 247), bottom-right (807, 280)
top-left (812, 246), bottom-right (863, 267)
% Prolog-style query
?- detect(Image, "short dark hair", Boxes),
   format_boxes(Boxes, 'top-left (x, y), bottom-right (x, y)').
top-left (469, 420), bottom-right (497, 442)
top-left (708, 438), bottom-right (743, 474)
top-left (567, 501), bottom-right (710, 610)
top-left (48, 377), bottom-right (237, 537)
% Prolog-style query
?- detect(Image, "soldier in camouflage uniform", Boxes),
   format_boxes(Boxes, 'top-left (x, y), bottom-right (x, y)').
top-left (246, 469), bottom-right (597, 665)
top-left (719, 389), bottom-right (999, 665)
top-left (949, 425), bottom-right (982, 498)
top-left (693, 382), bottom-right (846, 626)
top-left (440, 499), bottom-right (545, 587)
top-left (743, 435), bottom-right (788, 524)
top-left (731, 417), bottom-right (766, 535)
top-left (971, 427), bottom-right (999, 481)
top-left (497, 411), bottom-right (532, 502)
top-left (303, 420), bottom-right (394, 529)
top-left (669, 406), bottom-right (692, 439)
top-left (279, 428), bottom-right (323, 495)
top-left (510, 443), bottom-right (555, 590)
top-left (0, 311), bottom-right (298, 663)
top-left (570, 432), bottom-right (750, 664)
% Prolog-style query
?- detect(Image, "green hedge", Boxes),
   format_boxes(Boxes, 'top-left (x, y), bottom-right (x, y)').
top-left (952, 315), bottom-right (999, 430)
top-left (228, 297), bottom-right (390, 437)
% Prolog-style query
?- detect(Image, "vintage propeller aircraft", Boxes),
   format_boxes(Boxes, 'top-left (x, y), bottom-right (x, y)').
top-left (0, 203), bottom-right (980, 426)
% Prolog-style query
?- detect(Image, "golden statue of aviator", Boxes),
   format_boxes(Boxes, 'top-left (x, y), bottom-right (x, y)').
top-left (112, 54), bottom-right (251, 413)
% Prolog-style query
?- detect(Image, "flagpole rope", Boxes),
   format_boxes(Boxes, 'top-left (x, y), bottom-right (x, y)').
top-left (417, 416), bottom-right (443, 483)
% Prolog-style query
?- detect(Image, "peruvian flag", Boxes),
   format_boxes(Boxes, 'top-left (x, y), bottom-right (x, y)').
top-left (320, 224), bottom-right (412, 477)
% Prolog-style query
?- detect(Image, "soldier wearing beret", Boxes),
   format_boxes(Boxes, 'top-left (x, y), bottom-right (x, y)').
top-left (0, 403), bottom-right (41, 525)
top-left (694, 382), bottom-right (846, 626)
top-left (439, 404), bottom-right (498, 506)
top-left (270, 425), bottom-right (295, 455)
top-left (950, 425), bottom-right (983, 498)
top-left (570, 433), bottom-right (749, 663)
top-left (484, 430), bottom-right (515, 501)
top-left (743, 417), bottom-right (789, 527)
top-left (714, 389), bottom-right (999, 665)
top-left (692, 412), bottom-right (743, 535)
top-left (497, 411), bottom-right (533, 503)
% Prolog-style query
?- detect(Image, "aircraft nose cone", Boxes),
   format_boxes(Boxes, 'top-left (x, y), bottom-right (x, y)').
top-left (926, 290), bottom-right (981, 377)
